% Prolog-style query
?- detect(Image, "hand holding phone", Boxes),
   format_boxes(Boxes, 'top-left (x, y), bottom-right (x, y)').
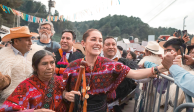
top-left (173, 55), bottom-right (182, 67)
top-left (182, 30), bottom-right (190, 43)
top-left (180, 46), bottom-right (185, 64)
top-left (182, 30), bottom-right (187, 37)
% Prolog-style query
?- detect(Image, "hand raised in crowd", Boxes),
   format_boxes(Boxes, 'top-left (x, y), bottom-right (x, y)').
top-left (34, 109), bottom-right (55, 112)
top-left (182, 34), bottom-right (190, 43)
top-left (63, 90), bottom-right (81, 102)
top-left (162, 50), bottom-right (177, 70)
top-left (173, 55), bottom-right (182, 67)
top-left (184, 55), bottom-right (194, 65)
top-left (173, 32), bottom-right (181, 38)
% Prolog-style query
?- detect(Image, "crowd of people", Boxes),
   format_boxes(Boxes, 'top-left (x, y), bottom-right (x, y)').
top-left (0, 21), bottom-right (193, 112)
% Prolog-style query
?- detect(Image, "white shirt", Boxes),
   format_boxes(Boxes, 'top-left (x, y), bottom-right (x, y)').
top-left (11, 45), bottom-right (29, 60)
top-left (66, 47), bottom-right (74, 60)
top-left (100, 51), bottom-right (119, 60)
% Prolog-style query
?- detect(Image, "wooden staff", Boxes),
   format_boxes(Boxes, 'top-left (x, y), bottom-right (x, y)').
top-left (69, 61), bottom-right (87, 112)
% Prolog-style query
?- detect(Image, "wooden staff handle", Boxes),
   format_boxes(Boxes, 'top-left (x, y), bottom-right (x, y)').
top-left (69, 61), bottom-right (87, 112)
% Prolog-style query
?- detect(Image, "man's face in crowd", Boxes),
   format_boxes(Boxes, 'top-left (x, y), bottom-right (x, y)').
top-left (134, 51), bottom-right (140, 56)
top-left (145, 50), bottom-right (152, 56)
top-left (103, 38), bottom-right (117, 59)
top-left (39, 24), bottom-right (53, 41)
top-left (60, 32), bottom-right (75, 52)
top-left (164, 45), bottom-right (181, 55)
top-left (189, 49), bottom-right (194, 58)
top-left (14, 37), bottom-right (32, 54)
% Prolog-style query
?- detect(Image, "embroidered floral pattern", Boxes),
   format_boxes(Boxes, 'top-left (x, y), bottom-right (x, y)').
top-left (63, 56), bottom-right (130, 95)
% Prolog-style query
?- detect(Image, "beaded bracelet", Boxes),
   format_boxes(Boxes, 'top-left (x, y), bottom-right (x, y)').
top-left (147, 67), bottom-right (154, 78)
top-left (151, 67), bottom-right (154, 75)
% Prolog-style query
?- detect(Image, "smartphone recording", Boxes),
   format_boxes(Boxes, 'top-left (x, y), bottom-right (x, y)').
top-left (182, 30), bottom-right (187, 37)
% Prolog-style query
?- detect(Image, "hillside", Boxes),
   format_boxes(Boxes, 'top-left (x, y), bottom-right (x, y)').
top-left (0, 0), bottom-right (193, 42)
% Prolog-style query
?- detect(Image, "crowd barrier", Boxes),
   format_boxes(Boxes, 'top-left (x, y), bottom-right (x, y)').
top-left (134, 73), bottom-right (194, 112)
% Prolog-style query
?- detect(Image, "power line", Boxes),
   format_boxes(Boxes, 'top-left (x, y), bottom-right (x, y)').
top-left (28, 3), bottom-right (43, 26)
top-left (129, 0), bottom-right (177, 36)
top-left (147, 0), bottom-right (177, 23)
top-left (142, 0), bottom-right (168, 19)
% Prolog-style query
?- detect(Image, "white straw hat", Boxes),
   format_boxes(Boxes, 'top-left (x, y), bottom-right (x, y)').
top-left (145, 41), bottom-right (164, 54)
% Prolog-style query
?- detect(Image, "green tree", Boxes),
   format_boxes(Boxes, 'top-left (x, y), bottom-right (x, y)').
top-left (121, 33), bottom-right (130, 39)
top-left (100, 22), bottom-right (111, 37)
top-left (2, 0), bottom-right (193, 43)
top-left (108, 26), bottom-right (120, 37)
top-left (0, 0), bottom-right (23, 27)
top-left (53, 10), bottom-right (59, 16)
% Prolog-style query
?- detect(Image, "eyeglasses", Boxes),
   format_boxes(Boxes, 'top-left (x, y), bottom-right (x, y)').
top-left (40, 27), bottom-right (51, 31)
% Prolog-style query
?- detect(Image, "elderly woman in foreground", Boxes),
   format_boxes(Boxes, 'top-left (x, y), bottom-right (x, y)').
top-left (0, 50), bottom-right (65, 112)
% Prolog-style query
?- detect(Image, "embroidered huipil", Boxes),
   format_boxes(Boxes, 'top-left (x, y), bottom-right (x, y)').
top-left (62, 56), bottom-right (130, 112)
top-left (0, 75), bottom-right (65, 112)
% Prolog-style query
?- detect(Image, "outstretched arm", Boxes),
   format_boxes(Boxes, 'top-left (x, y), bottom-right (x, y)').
top-left (169, 65), bottom-right (194, 97)
top-left (126, 64), bottom-right (166, 80)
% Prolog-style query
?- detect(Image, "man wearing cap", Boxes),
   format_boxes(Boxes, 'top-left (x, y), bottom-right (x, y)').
top-left (102, 36), bottom-right (138, 112)
top-left (33, 21), bottom-right (60, 50)
top-left (0, 26), bottom-right (43, 106)
top-left (54, 29), bottom-right (84, 76)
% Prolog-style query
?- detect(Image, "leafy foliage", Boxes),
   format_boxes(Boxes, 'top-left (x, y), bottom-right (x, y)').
top-left (0, 0), bottom-right (23, 27)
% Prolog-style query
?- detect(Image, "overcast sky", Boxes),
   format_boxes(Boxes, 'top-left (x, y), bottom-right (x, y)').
top-left (35, 0), bottom-right (194, 34)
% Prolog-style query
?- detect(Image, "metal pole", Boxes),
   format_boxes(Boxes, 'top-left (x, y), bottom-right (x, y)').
top-left (183, 16), bottom-right (188, 30)
top-left (48, 0), bottom-right (52, 16)
top-left (19, 16), bottom-right (20, 26)
top-left (17, 16), bottom-right (20, 27)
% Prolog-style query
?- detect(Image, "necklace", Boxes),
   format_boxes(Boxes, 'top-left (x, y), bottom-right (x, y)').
top-left (82, 58), bottom-right (93, 100)
top-left (85, 71), bottom-right (92, 99)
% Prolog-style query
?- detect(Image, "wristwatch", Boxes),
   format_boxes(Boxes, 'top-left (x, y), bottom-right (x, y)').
top-left (154, 66), bottom-right (160, 75)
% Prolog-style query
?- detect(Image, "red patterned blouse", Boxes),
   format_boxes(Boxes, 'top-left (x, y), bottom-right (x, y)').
top-left (63, 56), bottom-right (130, 94)
top-left (0, 75), bottom-right (66, 112)
top-left (62, 56), bottom-right (130, 111)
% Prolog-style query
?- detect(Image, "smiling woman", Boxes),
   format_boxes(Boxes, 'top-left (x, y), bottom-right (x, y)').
top-left (0, 50), bottom-right (66, 112)
top-left (62, 29), bottom-right (166, 112)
